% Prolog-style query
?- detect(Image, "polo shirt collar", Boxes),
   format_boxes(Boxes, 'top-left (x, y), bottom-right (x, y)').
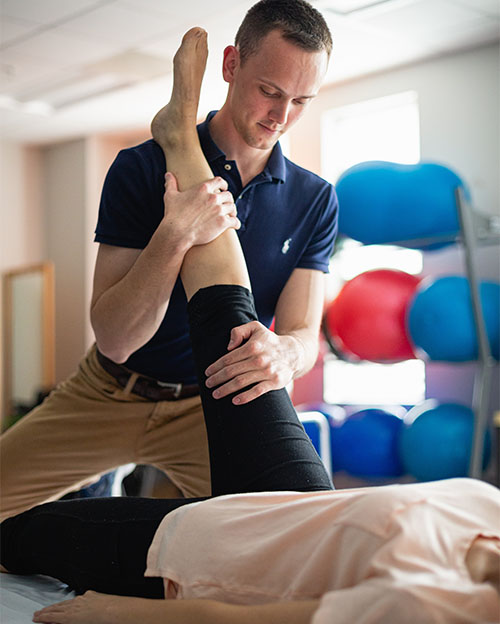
top-left (197, 110), bottom-right (286, 184)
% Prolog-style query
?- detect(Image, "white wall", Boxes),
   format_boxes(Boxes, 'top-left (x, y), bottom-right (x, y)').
top-left (289, 42), bottom-right (500, 411)
top-left (291, 42), bottom-right (499, 216)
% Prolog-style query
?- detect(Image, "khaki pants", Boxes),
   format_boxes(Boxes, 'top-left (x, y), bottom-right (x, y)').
top-left (0, 345), bottom-right (210, 521)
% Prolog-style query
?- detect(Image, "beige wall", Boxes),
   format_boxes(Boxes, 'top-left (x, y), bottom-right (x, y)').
top-left (40, 132), bottom-right (148, 381)
top-left (1, 131), bottom-right (148, 395)
top-left (0, 142), bottom-right (44, 272)
top-left (42, 139), bottom-right (87, 380)
top-left (1, 141), bottom-right (44, 413)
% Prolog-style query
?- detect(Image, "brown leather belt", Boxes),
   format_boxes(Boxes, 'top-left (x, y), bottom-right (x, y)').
top-left (96, 349), bottom-right (199, 401)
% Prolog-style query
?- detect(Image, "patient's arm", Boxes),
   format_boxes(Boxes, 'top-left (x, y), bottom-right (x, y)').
top-left (33, 591), bottom-right (320, 624)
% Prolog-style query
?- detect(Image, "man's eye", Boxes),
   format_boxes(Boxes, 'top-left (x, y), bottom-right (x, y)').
top-left (261, 87), bottom-right (277, 97)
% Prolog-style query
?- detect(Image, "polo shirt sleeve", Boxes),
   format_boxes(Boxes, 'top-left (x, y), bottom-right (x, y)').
top-left (95, 147), bottom-right (160, 249)
top-left (296, 183), bottom-right (338, 273)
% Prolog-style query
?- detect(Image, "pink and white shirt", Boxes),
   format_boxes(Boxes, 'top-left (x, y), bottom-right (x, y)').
top-left (146, 478), bottom-right (500, 623)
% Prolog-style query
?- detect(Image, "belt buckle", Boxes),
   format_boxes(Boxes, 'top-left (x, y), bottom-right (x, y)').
top-left (157, 380), bottom-right (182, 399)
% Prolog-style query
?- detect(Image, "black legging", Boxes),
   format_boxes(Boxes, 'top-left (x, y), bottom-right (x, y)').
top-left (1, 285), bottom-right (332, 598)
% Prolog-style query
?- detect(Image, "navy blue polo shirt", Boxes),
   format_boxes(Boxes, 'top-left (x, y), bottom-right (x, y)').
top-left (95, 111), bottom-right (338, 383)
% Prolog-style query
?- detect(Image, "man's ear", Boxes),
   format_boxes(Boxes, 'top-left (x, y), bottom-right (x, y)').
top-left (222, 45), bottom-right (239, 83)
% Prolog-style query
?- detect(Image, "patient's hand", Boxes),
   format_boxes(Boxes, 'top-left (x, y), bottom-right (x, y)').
top-left (33, 593), bottom-right (321, 624)
top-left (32, 590), bottom-right (116, 624)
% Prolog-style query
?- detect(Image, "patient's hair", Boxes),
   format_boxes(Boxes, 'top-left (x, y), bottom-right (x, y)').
top-left (235, 0), bottom-right (333, 63)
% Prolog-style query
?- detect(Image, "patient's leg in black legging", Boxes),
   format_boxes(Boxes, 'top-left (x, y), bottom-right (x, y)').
top-left (0, 496), bottom-right (205, 597)
top-left (149, 29), bottom-right (332, 495)
top-left (187, 284), bottom-right (333, 495)
top-left (0, 285), bottom-right (332, 597)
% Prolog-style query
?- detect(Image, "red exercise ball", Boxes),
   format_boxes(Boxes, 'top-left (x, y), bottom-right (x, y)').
top-left (325, 269), bottom-right (420, 362)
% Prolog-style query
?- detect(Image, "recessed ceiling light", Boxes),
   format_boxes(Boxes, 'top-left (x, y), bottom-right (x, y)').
top-left (0, 95), bottom-right (53, 116)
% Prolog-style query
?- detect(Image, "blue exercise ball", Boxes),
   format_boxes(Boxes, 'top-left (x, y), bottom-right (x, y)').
top-left (408, 277), bottom-right (500, 361)
top-left (336, 161), bottom-right (467, 247)
top-left (330, 408), bottom-right (405, 478)
top-left (399, 402), bottom-right (490, 481)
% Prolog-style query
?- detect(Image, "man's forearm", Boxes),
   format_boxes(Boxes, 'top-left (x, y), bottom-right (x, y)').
top-left (91, 228), bottom-right (189, 363)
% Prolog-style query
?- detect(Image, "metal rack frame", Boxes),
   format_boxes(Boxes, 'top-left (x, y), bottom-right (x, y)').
top-left (455, 188), bottom-right (498, 478)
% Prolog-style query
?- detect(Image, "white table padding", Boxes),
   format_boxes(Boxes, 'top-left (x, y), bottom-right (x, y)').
top-left (0, 573), bottom-right (75, 624)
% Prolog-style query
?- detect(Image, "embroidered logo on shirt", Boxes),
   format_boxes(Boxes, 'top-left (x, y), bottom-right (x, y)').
top-left (281, 238), bottom-right (292, 254)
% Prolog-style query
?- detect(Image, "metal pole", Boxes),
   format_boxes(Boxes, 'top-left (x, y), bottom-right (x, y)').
top-left (455, 187), bottom-right (495, 478)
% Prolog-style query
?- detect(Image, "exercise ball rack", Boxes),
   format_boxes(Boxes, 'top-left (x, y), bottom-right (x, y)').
top-left (329, 175), bottom-right (499, 480)
top-left (366, 192), bottom-right (498, 479)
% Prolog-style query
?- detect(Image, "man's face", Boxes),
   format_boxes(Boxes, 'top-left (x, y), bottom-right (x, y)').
top-left (225, 30), bottom-right (329, 150)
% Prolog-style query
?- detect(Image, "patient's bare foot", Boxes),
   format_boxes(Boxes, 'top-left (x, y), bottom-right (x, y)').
top-left (151, 27), bottom-right (208, 152)
top-left (0, 564), bottom-right (10, 573)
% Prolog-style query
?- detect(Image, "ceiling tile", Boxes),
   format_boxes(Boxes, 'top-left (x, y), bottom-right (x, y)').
top-left (121, 0), bottom-right (186, 18)
top-left (1, 0), bottom-right (497, 143)
top-left (0, 48), bottom-right (79, 97)
top-left (138, 2), bottom-right (248, 60)
top-left (1, 48), bottom-right (58, 90)
top-left (359, 0), bottom-right (490, 35)
top-left (1, 0), bottom-right (105, 25)
top-left (0, 16), bottom-right (40, 46)
top-left (123, 0), bottom-right (253, 18)
top-left (8, 27), bottom-right (122, 65)
top-left (61, 3), bottom-right (175, 46)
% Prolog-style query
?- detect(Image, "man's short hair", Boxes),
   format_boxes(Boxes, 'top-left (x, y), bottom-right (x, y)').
top-left (235, 0), bottom-right (333, 63)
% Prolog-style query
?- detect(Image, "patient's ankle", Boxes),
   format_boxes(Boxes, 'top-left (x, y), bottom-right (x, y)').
top-left (151, 105), bottom-right (198, 153)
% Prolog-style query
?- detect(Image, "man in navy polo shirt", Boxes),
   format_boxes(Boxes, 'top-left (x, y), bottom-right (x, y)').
top-left (0, 0), bottom-right (337, 519)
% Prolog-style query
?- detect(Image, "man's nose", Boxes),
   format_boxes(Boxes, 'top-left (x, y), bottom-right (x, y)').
top-left (269, 100), bottom-right (291, 126)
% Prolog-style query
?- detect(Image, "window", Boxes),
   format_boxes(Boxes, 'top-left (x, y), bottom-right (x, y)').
top-left (321, 91), bottom-right (425, 406)
top-left (323, 359), bottom-right (425, 406)
top-left (321, 90), bottom-right (420, 184)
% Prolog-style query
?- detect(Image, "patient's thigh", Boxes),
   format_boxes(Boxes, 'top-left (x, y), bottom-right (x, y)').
top-left (1, 496), bottom-right (205, 597)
